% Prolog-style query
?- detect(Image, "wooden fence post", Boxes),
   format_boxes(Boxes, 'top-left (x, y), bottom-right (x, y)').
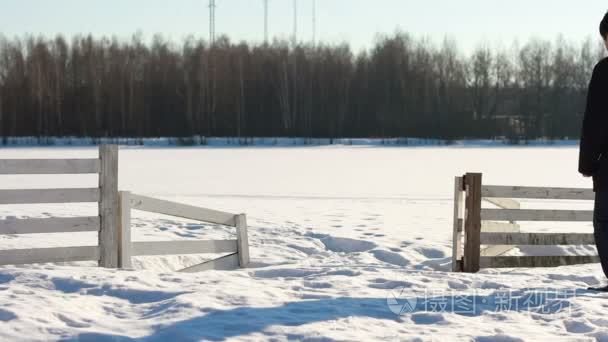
top-left (118, 191), bottom-right (132, 269)
top-left (235, 214), bottom-right (250, 267)
top-left (99, 145), bottom-right (119, 268)
top-left (463, 173), bottom-right (482, 273)
top-left (452, 176), bottom-right (465, 272)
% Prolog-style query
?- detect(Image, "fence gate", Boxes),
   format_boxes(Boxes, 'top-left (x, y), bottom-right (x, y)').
top-left (118, 192), bottom-right (250, 271)
top-left (452, 172), bottom-right (598, 273)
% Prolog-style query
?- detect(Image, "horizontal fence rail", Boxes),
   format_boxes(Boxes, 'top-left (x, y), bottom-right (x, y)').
top-left (481, 209), bottom-right (593, 222)
top-left (132, 240), bottom-right (237, 256)
top-left (0, 159), bottom-right (100, 174)
top-left (481, 221), bottom-right (519, 233)
top-left (129, 194), bottom-right (237, 227)
top-left (482, 185), bottom-right (594, 200)
top-left (480, 232), bottom-right (596, 246)
top-left (0, 188), bottom-right (100, 204)
top-left (480, 255), bottom-right (600, 269)
top-left (0, 246), bottom-right (100, 266)
top-left (454, 172), bottom-right (599, 273)
top-left (0, 217), bottom-right (100, 235)
top-left (483, 197), bottom-right (520, 210)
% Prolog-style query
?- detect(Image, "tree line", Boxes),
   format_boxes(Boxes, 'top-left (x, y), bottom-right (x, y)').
top-left (0, 32), bottom-right (604, 140)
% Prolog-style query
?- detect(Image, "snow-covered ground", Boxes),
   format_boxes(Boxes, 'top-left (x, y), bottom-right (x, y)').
top-left (0, 145), bottom-right (606, 341)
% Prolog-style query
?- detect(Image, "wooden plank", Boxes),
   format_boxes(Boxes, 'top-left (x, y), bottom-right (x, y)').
top-left (481, 246), bottom-right (517, 257)
top-left (483, 197), bottom-right (520, 210)
top-left (480, 221), bottom-right (520, 257)
top-left (235, 214), bottom-right (250, 267)
top-left (481, 209), bottom-right (593, 222)
top-left (0, 188), bottom-right (99, 204)
top-left (481, 221), bottom-right (520, 233)
top-left (118, 191), bottom-right (132, 269)
top-left (99, 145), bottom-right (119, 268)
top-left (484, 197), bottom-right (519, 227)
top-left (480, 232), bottom-right (595, 246)
top-left (0, 159), bottom-right (100, 174)
top-left (0, 246), bottom-right (99, 266)
top-left (452, 176), bottom-right (464, 272)
top-left (129, 193), bottom-right (237, 226)
top-left (178, 253), bottom-right (240, 272)
top-left (132, 240), bottom-right (237, 256)
top-left (480, 255), bottom-right (600, 268)
top-left (482, 185), bottom-right (593, 200)
top-left (463, 173), bottom-right (482, 273)
top-left (0, 216), bottom-right (99, 235)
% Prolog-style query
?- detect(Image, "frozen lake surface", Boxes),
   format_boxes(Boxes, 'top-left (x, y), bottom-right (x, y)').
top-left (0, 146), bottom-right (605, 341)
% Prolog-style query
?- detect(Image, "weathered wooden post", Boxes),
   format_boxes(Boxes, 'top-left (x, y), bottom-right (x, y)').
top-left (118, 191), bottom-right (132, 268)
top-left (463, 173), bottom-right (482, 273)
top-left (451, 176), bottom-right (465, 272)
top-left (99, 145), bottom-right (119, 268)
top-left (235, 214), bottom-right (250, 267)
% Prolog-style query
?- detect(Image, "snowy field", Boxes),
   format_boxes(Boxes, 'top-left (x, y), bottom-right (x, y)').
top-left (0, 145), bottom-right (606, 341)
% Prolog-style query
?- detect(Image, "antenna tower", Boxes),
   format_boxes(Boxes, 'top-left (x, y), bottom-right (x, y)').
top-left (209, 0), bottom-right (216, 45)
top-left (264, 0), bottom-right (269, 44)
top-left (312, 0), bottom-right (316, 46)
top-left (293, 0), bottom-right (297, 46)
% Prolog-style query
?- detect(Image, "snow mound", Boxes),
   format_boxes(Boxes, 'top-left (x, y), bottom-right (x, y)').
top-left (320, 236), bottom-right (377, 253)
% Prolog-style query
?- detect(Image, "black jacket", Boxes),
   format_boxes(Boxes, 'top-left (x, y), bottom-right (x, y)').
top-left (579, 57), bottom-right (608, 191)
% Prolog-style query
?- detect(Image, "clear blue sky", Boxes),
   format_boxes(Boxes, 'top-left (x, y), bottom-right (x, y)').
top-left (1, 0), bottom-right (607, 54)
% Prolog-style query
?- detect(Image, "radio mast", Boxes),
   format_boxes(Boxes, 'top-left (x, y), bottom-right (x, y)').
top-left (293, 0), bottom-right (297, 46)
top-left (264, 0), bottom-right (269, 44)
top-left (209, 0), bottom-right (216, 45)
top-left (312, 0), bottom-right (316, 47)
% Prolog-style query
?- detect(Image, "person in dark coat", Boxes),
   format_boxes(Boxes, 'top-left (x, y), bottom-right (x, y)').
top-left (579, 11), bottom-right (608, 291)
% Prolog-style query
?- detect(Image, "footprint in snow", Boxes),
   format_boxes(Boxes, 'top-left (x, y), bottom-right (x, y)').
top-left (370, 249), bottom-right (409, 266)
top-left (474, 334), bottom-right (524, 342)
top-left (410, 313), bottom-right (447, 325)
top-left (253, 269), bottom-right (321, 279)
top-left (447, 280), bottom-right (468, 290)
top-left (368, 278), bottom-right (413, 289)
top-left (563, 319), bottom-right (595, 334)
top-left (414, 247), bottom-right (446, 259)
top-left (56, 313), bottom-right (91, 328)
top-left (0, 274), bottom-right (15, 285)
top-left (287, 244), bottom-right (319, 255)
top-left (0, 309), bottom-right (16, 322)
top-left (303, 281), bottom-right (333, 289)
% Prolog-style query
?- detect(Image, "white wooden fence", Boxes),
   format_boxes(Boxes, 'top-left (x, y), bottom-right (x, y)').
top-left (0, 145), bottom-right (118, 267)
top-left (452, 172), bottom-right (598, 273)
top-left (0, 145), bottom-right (250, 272)
top-left (118, 192), bottom-right (250, 272)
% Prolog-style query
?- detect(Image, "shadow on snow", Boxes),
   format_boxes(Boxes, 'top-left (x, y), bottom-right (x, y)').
top-left (63, 288), bottom-right (592, 341)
